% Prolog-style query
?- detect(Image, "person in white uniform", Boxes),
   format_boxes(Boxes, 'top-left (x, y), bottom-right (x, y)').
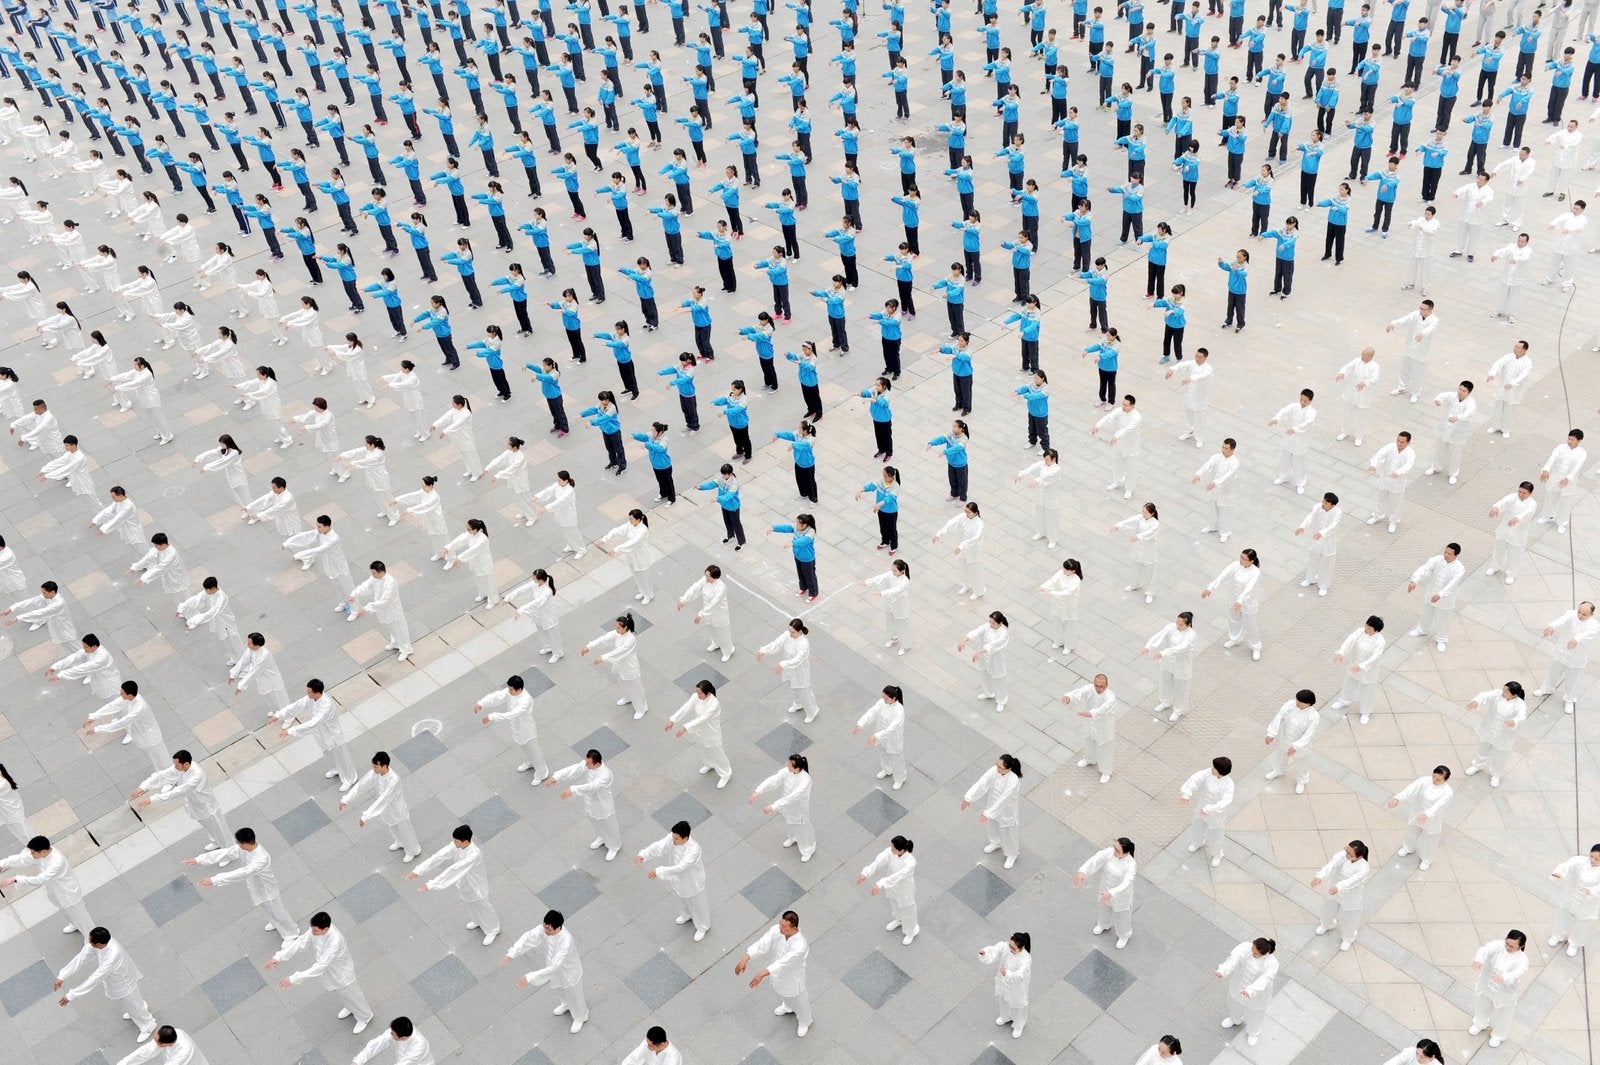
top-left (853, 684), bottom-right (907, 789)
top-left (864, 559), bottom-right (913, 653)
top-left (91, 486), bottom-right (147, 552)
top-left (1402, 206), bottom-right (1441, 293)
top-left (1486, 481), bottom-right (1539, 583)
top-left (1548, 845), bottom-right (1600, 957)
top-left (1204, 549), bottom-right (1263, 660)
top-left (187, 827), bottom-right (299, 939)
top-left (1312, 839), bottom-right (1373, 950)
top-left (381, 361), bottom-right (430, 440)
top-left (116, 1026), bottom-right (211, 1065)
top-left (1483, 340), bottom-right (1534, 437)
top-left (484, 436), bottom-right (533, 522)
top-left (1488, 231), bottom-right (1534, 322)
top-left (1193, 439), bottom-right (1241, 543)
top-left (267, 911), bottom-right (375, 1034)
top-left (130, 533), bottom-right (191, 606)
top-left (340, 752), bottom-right (422, 862)
top-left (1268, 388), bottom-right (1318, 493)
top-left (0, 835), bottom-right (93, 935)
top-left (286, 516), bottom-right (357, 610)
top-left (1064, 673), bottom-right (1120, 782)
top-left (1536, 428), bottom-right (1589, 533)
top-left (1465, 681), bottom-right (1527, 787)
top-left (353, 1017), bottom-right (435, 1065)
top-left (751, 753), bottom-right (816, 861)
top-left (243, 478), bottom-right (300, 537)
top-left (39, 435), bottom-right (98, 503)
top-left (232, 634), bottom-right (289, 708)
top-left (532, 471), bottom-right (587, 558)
top-left (858, 834), bottom-right (918, 944)
top-left (757, 618), bottom-right (821, 721)
top-left (177, 577), bottom-right (247, 661)
top-left (1334, 347), bottom-right (1381, 447)
top-left (1215, 937), bottom-right (1279, 1046)
top-left (1423, 380), bottom-right (1477, 484)
top-left (668, 679), bottom-right (733, 788)
top-left (1541, 195), bottom-right (1587, 283)
top-left (933, 501), bottom-right (988, 599)
top-left (87, 681), bottom-right (169, 773)
top-left (1181, 756), bottom-right (1235, 867)
top-left (133, 750), bottom-right (231, 851)
top-left (478, 676), bottom-right (549, 782)
top-left (736, 910), bottom-right (813, 1037)
top-left (959, 610), bottom-right (1012, 711)
top-left (1388, 765), bottom-right (1454, 870)
top-left (432, 396), bottom-right (484, 480)
top-left (1295, 492), bottom-right (1343, 596)
top-left (394, 477), bottom-right (449, 559)
top-left (1328, 617), bottom-right (1389, 726)
top-left (1017, 448), bottom-right (1064, 545)
top-left (1387, 300), bottom-right (1441, 401)
top-left (48, 633), bottom-right (122, 699)
top-left (1407, 543), bottom-right (1467, 651)
top-left (1365, 432), bottom-right (1416, 533)
top-left (271, 679), bottom-right (359, 791)
top-left (1264, 689), bottom-right (1322, 792)
top-left (3, 580), bottom-right (76, 650)
top-left (440, 518), bottom-right (498, 608)
top-left (1143, 611), bottom-right (1197, 723)
top-left (1168, 348), bottom-right (1213, 447)
top-left (1134, 1036), bottom-right (1185, 1065)
top-left (963, 754), bottom-right (1024, 868)
top-left (1379, 1039), bottom-right (1444, 1065)
top-left (0, 763), bottom-right (30, 850)
top-left (1469, 931), bottom-right (1530, 1048)
top-left (505, 569), bottom-right (564, 664)
top-left (348, 561), bottom-right (413, 662)
top-left (1111, 503), bottom-right (1162, 602)
top-left (408, 825), bottom-right (500, 945)
top-left (977, 932), bottom-right (1032, 1039)
top-left (57, 926), bottom-right (156, 1040)
top-left (582, 614), bottom-right (647, 718)
top-left (678, 563), bottom-right (734, 661)
top-left (621, 1027), bottom-right (681, 1065)
top-left (1075, 837), bottom-right (1138, 948)
top-left (509, 910), bottom-right (589, 1033)
top-left (635, 820), bottom-right (711, 941)
top-left (1533, 602), bottom-right (1599, 712)
top-left (600, 510), bottom-right (655, 602)
top-left (1092, 394), bottom-right (1144, 499)
top-left (549, 749), bottom-right (622, 860)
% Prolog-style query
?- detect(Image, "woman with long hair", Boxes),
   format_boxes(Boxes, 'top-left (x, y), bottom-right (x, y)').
top-left (750, 752), bottom-right (815, 861)
top-left (441, 518), bottom-right (498, 608)
top-left (961, 754), bottom-right (1023, 869)
top-left (194, 435), bottom-right (251, 506)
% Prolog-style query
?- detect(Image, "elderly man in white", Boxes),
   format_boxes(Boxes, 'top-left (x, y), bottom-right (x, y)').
top-left (1482, 340), bottom-right (1534, 438)
top-left (1408, 543), bottom-right (1468, 651)
top-left (1180, 756), bottom-right (1235, 867)
top-left (47, 633), bottom-right (123, 699)
top-left (1142, 612), bottom-right (1196, 723)
top-left (1486, 481), bottom-right (1539, 583)
top-left (1333, 347), bottom-right (1380, 447)
top-left (271, 679), bottom-right (359, 792)
top-left (1365, 432), bottom-right (1416, 533)
top-left (87, 681), bottom-right (170, 773)
top-left (56, 925), bottom-right (156, 1040)
top-left (132, 750), bottom-right (232, 852)
top-left (509, 910), bottom-right (588, 1033)
top-left (1488, 232), bottom-right (1534, 323)
top-left (635, 820), bottom-right (711, 941)
top-left (186, 826), bottom-right (299, 940)
top-left (1532, 601), bottom-right (1599, 712)
top-left (1063, 674), bottom-right (1119, 783)
top-left (736, 910), bottom-right (813, 1037)
top-left (1385, 301), bottom-right (1441, 401)
top-left (267, 911), bottom-right (375, 1034)
top-left (1168, 347), bottom-right (1212, 447)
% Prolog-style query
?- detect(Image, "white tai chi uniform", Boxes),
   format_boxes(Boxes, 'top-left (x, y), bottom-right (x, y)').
top-left (353, 1028), bottom-right (434, 1065)
top-left (1269, 399), bottom-right (1317, 491)
top-left (1469, 939), bottom-right (1529, 1039)
top-left (193, 843), bottom-right (299, 938)
top-left (381, 369), bottom-right (429, 437)
top-left (1409, 552), bottom-right (1467, 646)
top-left (0, 846), bottom-right (93, 934)
top-left (1194, 449), bottom-right (1240, 540)
top-left (1367, 441), bottom-right (1415, 526)
top-left (964, 622), bottom-right (1011, 709)
top-left (1489, 239), bottom-right (1533, 320)
top-left (481, 685), bottom-right (548, 779)
top-left (668, 691), bottom-right (733, 786)
top-left (1493, 152), bottom-right (1536, 226)
top-left (509, 924), bottom-right (588, 1027)
top-left (110, 367), bottom-right (174, 439)
top-left (11, 407), bottom-right (64, 455)
top-left (394, 486), bottom-right (449, 559)
top-left (1145, 617), bottom-right (1196, 716)
top-left (1181, 769), bottom-right (1234, 862)
top-left (1468, 688), bottom-right (1526, 781)
top-left (341, 446), bottom-right (396, 522)
top-left (443, 528), bottom-right (499, 605)
top-left (760, 630), bottom-right (820, 720)
top-left (754, 765), bottom-right (815, 860)
top-left (1314, 850), bottom-right (1372, 946)
top-left (50, 644), bottom-right (122, 699)
top-left (1264, 699), bottom-right (1321, 785)
top-left (195, 447), bottom-right (251, 507)
top-left (177, 588), bottom-right (247, 660)
top-left (431, 406), bottom-right (483, 477)
top-left (285, 528), bottom-right (356, 603)
top-left (40, 448), bottom-right (97, 501)
top-left (414, 840), bottom-right (500, 937)
top-left (1402, 211), bottom-right (1439, 291)
top-left (1039, 568), bottom-right (1081, 652)
top-left (553, 760), bottom-right (622, 857)
top-left (139, 762), bottom-right (231, 850)
top-left (936, 511), bottom-right (987, 596)
top-left (637, 832), bottom-right (711, 934)
top-left (1217, 941), bottom-right (1278, 1037)
top-left (350, 572), bottom-right (413, 657)
top-left (1336, 354), bottom-right (1381, 443)
top-left (7, 591), bottom-right (76, 647)
top-left (1114, 512), bottom-right (1162, 600)
top-left (1390, 308), bottom-right (1440, 398)
top-left (864, 569), bottom-right (912, 650)
top-left (746, 924), bottom-right (812, 1032)
top-left (1066, 682), bottom-right (1120, 778)
top-left (272, 924), bottom-right (374, 1026)
top-left (484, 447), bottom-right (532, 519)
top-left (1208, 561), bottom-right (1262, 653)
top-left (588, 627), bottom-right (646, 716)
top-left (1488, 490), bottom-right (1539, 579)
top-left (1298, 502), bottom-right (1342, 594)
top-left (1094, 404), bottom-right (1143, 497)
top-left (115, 1028), bottom-right (212, 1065)
top-left (343, 767), bottom-right (422, 859)
top-left (1078, 846), bottom-right (1137, 941)
top-left (292, 405), bottom-right (341, 476)
top-left (964, 766), bottom-right (1021, 861)
top-left (1174, 357), bottom-right (1212, 445)
top-left (58, 935), bottom-right (156, 1035)
top-left (1542, 202), bottom-right (1588, 283)
top-left (231, 645), bottom-right (288, 706)
top-left (855, 696), bottom-right (907, 787)
top-left (270, 694), bottom-right (359, 788)
top-left (1537, 439), bottom-right (1589, 530)
top-left (131, 544), bottom-right (190, 603)
top-left (1549, 855), bottom-right (1600, 953)
top-left (678, 574), bottom-right (733, 658)
top-left (90, 497), bottom-right (146, 550)
top-left (532, 480), bottom-right (586, 556)
top-left (1426, 388), bottom-right (1476, 480)
top-left (244, 488), bottom-right (300, 537)
top-left (506, 578), bottom-right (562, 659)
top-left (1329, 627), bottom-right (1387, 725)
top-left (1451, 180), bottom-right (1494, 256)
top-left (1393, 774), bottom-right (1453, 865)
top-left (1484, 349), bottom-right (1534, 435)
top-left (620, 1038), bottom-right (683, 1065)
top-left (0, 774), bottom-right (30, 849)
top-left (89, 694), bottom-right (170, 773)
top-left (978, 940), bottom-right (1031, 1035)
top-left (1536, 609), bottom-right (1600, 710)
top-left (1019, 459), bottom-right (1063, 544)
top-left (861, 846), bottom-right (918, 940)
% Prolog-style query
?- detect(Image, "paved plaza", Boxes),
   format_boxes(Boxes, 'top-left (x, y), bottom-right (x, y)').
top-left (0, 1), bottom-right (1599, 1064)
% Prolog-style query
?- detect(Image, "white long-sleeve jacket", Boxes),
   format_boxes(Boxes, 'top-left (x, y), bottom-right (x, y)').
top-left (1271, 400), bottom-right (1317, 454)
top-left (90, 694), bottom-right (166, 751)
top-left (1180, 769), bottom-right (1234, 826)
top-left (856, 696), bottom-right (905, 753)
top-left (353, 1030), bottom-right (434, 1065)
top-left (746, 925), bottom-right (809, 996)
top-left (194, 843), bottom-right (281, 903)
top-left (245, 488), bottom-right (300, 536)
top-left (344, 768), bottom-right (411, 827)
top-left (272, 694), bottom-right (349, 754)
top-left (351, 574), bottom-right (405, 624)
top-left (978, 940), bottom-right (1030, 1006)
top-left (1218, 941), bottom-right (1277, 1006)
top-left (553, 761), bottom-right (617, 819)
top-left (1390, 309), bottom-right (1440, 357)
top-left (91, 497), bottom-right (145, 546)
top-left (669, 692), bottom-right (725, 750)
top-left (286, 529), bottom-right (351, 579)
top-left (963, 622), bottom-right (1010, 677)
top-left (1299, 503), bottom-right (1341, 556)
top-left (1432, 390), bottom-right (1477, 442)
top-left (637, 834), bottom-right (707, 899)
top-left (1486, 350), bottom-right (1534, 403)
top-left (273, 925), bottom-right (359, 989)
top-left (1392, 775), bottom-right (1453, 836)
top-left (396, 487), bottom-right (448, 536)
top-left (132, 545), bottom-right (189, 594)
top-left (936, 512), bottom-right (986, 554)
top-left (1336, 628), bottom-right (1386, 681)
top-left (588, 629), bottom-right (640, 681)
top-left (864, 570), bottom-right (911, 619)
top-left (1079, 846), bottom-right (1137, 911)
top-left (139, 763), bottom-right (221, 819)
top-left (1207, 561), bottom-right (1261, 613)
top-left (964, 766), bottom-right (1020, 827)
top-left (1472, 689), bottom-right (1526, 750)
top-left (1411, 553), bottom-right (1466, 608)
top-left (1472, 940), bottom-right (1529, 1006)
top-left (1094, 405), bottom-right (1142, 453)
top-left (754, 766), bottom-right (812, 826)
top-left (759, 631), bottom-right (812, 689)
top-left (1194, 451), bottom-right (1241, 502)
top-left (861, 846), bottom-right (916, 905)
top-left (1369, 441), bottom-right (1416, 485)
top-left (50, 645), bottom-right (122, 697)
top-left (512, 925), bottom-right (584, 987)
top-left (178, 588), bottom-right (239, 638)
top-left (1551, 855), bottom-right (1600, 920)
top-left (115, 1027), bottom-right (212, 1065)
top-left (1266, 700), bottom-right (1319, 750)
top-left (444, 529), bottom-right (493, 577)
top-left (1315, 851), bottom-right (1371, 909)
top-left (414, 841), bottom-right (489, 899)
top-left (1144, 623), bottom-right (1195, 679)
top-left (1547, 609), bottom-right (1600, 667)
top-left (533, 480), bottom-right (578, 526)
top-left (480, 687), bottom-right (539, 745)
top-left (231, 646), bottom-right (285, 696)
top-left (1338, 355), bottom-right (1381, 407)
top-left (1542, 441), bottom-right (1589, 494)
top-left (678, 575), bottom-right (730, 626)
top-left (59, 936), bottom-right (143, 1000)
top-left (1492, 491), bottom-right (1539, 545)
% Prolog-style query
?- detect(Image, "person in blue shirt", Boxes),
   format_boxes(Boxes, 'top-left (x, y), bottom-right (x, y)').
top-left (786, 341), bottom-right (825, 422)
top-left (1386, 84), bottom-right (1416, 155)
top-left (1152, 283), bottom-right (1187, 362)
top-left (696, 217), bottom-right (738, 292)
top-left (932, 262), bottom-right (967, 338)
top-left (823, 221), bottom-right (860, 287)
top-left (712, 380), bottom-right (753, 463)
top-left (1138, 221), bottom-right (1172, 298)
top-left (364, 267), bottom-right (408, 340)
top-left (1107, 174), bottom-right (1146, 244)
top-left (1545, 46), bottom-right (1576, 124)
top-left (596, 321), bottom-right (640, 399)
top-left (1364, 155), bottom-right (1402, 234)
top-left (1498, 73), bottom-right (1534, 147)
top-left (1262, 216), bottom-right (1299, 296)
top-left (811, 275), bottom-right (851, 352)
top-left (869, 299), bottom-right (905, 379)
top-left (1001, 232), bottom-right (1034, 304)
top-left (1001, 295), bottom-right (1044, 374)
top-left (1079, 256), bottom-right (1111, 331)
top-left (739, 312), bottom-right (780, 391)
top-left (1434, 55), bottom-right (1462, 131)
top-left (934, 332), bottom-right (975, 415)
top-left (682, 285), bottom-right (715, 362)
top-left (413, 294), bottom-right (459, 368)
top-left (648, 192), bottom-right (686, 265)
top-left (488, 264), bottom-right (533, 336)
top-left (855, 465), bottom-right (901, 553)
top-left (1218, 248), bottom-right (1250, 331)
top-left (764, 188), bottom-right (802, 259)
top-left (772, 419), bottom-right (819, 503)
top-left (890, 187), bottom-right (921, 255)
top-left (1415, 128), bottom-right (1449, 201)
top-left (467, 324), bottom-right (513, 401)
top-left (1015, 368), bottom-right (1051, 450)
top-left (1243, 163), bottom-right (1276, 236)
top-left (752, 251), bottom-right (792, 322)
top-left (701, 464), bottom-right (747, 547)
top-left (1295, 129), bottom-right (1326, 206)
top-left (579, 390), bottom-right (627, 473)
top-left (859, 376), bottom-right (894, 459)
top-left (1315, 180), bottom-right (1353, 263)
top-left (658, 351), bottom-right (700, 431)
top-left (619, 256), bottom-right (658, 329)
top-left (768, 514), bottom-right (819, 600)
top-left (1344, 109), bottom-right (1375, 179)
top-left (527, 356), bottom-right (570, 435)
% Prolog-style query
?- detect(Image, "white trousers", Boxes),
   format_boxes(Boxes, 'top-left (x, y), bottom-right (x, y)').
top-left (1341, 401), bottom-right (1370, 438)
top-left (519, 737), bottom-right (550, 779)
top-left (1052, 615), bottom-right (1076, 651)
top-left (1228, 995), bottom-right (1269, 1035)
top-left (590, 813), bottom-right (622, 852)
top-left (1543, 660), bottom-right (1585, 705)
top-left (677, 889), bottom-right (712, 931)
top-left (196, 808), bottom-right (232, 850)
top-left (1551, 908), bottom-right (1599, 949)
top-left (557, 981), bottom-right (590, 1022)
top-left (1539, 489), bottom-right (1578, 526)
top-left (886, 612), bottom-right (912, 648)
top-left (978, 668), bottom-right (1006, 705)
top-left (1303, 550), bottom-right (1335, 592)
top-left (115, 989), bottom-right (156, 1032)
top-left (995, 995), bottom-right (1028, 1033)
top-left (619, 675), bottom-right (648, 714)
top-left (1470, 994), bottom-right (1516, 1035)
top-left (454, 438), bottom-right (483, 477)
top-left (985, 820), bottom-right (1020, 858)
top-left (465, 895), bottom-right (500, 935)
top-left (1496, 282), bottom-right (1522, 318)
top-left (387, 818), bottom-right (421, 857)
top-left (1111, 450), bottom-right (1136, 494)
top-left (1265, 743), bottom-right (1309, 784)
top-left (325, 742), bottom-right (359, 786)
top-left (1227, 607), bottom-right (1262, 651)
top-left (1128, 560), bottom-right (1157, 592)
top-left (383, 614), bottom-right (413, 655)
top-left (1034, 502), bottom-right (1060, 542)
top-left (1432, 436), bottom-right (1465, 477)
top-left (1189, 817), bottom-right (1225, 857)
top-left (1471, 740), bottom-right (1513, 777)
top-left (779, 988), bottom-right (814, 1028)
top-left (1319, 898), bottom-right (1362, 942)
top-left (1158, 670), bottom-right (1190, 714)
top-left (1456, 219), bottom-right (1482, 256)
top-left (786, 816), bottom-right (817, 858)
top-left (0, 820), bottom-right (32, 849)
top-left (531, 620), bottom-right (564, 656)
top-left (1083, 734), bottom-right (1116, 776)
top-left (876, 746), bottom-right (907, 784)
top-left (1491, 398), bottom-right (1520, 434)
top-left (334, 980), bottom-right (375, 1024)
top-left (1417, 602), bottom-right (1454, 642)
top-left (1399, 352), bottom-right (1427, 393)
top-left (1276, 447), bottom-right (1307, 489)
top-left (1377, 484), bottom-right (1407, 522)
top-left (957, 555), bottom-right (985, 594)
top-left (1184, 406), bottom-right (1207, 443)
top-left (1491, 538), bottom-right (1525, 576)
top-left (697, 740), bottom-right (733, 782)
top-left (1097, 904), bottom-right (1132, 937)
top-left (1336, 676), bottom-right (1379, 718)
top-left (886, 895), bottom-right (918, 934)
top-left (140, 743), bottom-right (171, 774)
top-left (261, 895), bottom-right (300, 937)
top-left (707, 621), bottom-right (734, 653)
top-left (1403, 255), bottom-right (1431, 290)
top-left (1209, 499), bottom-right (1234, 536)
top-left (789, 685), bottom-right (820, 720)
top-left (1401, 822), bottom-right (1443, 861)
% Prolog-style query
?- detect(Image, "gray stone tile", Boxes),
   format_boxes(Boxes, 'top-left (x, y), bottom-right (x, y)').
top-left (0, 960), bottom-right (53, 1017)
top-left (201, 957), bottom-right (267, 1015)
top-left (739, 1050), bottom-right (781, 1065)
top-left (624, 953), bottom-right (693, 1009)
top-left (538, 869), bottom-right (601, 915)
top-left (340, 872), bottom-right (401, 922)
top-left (845, 789), bottom-right (909, 835)
top-left (571, 725), bottom-right (629, 761)
top-left (754, 723), bottom-right (813, 763)
top-left (652, 791), bottom-right (713, 832)
top-left (411, 953), bottom-right (478, 1012)
top-left (1064, 950), bottom-right (1137, 1011)
top-left (518, 670), bottom-right (556, 698)
top-left (672, 664), bottom-right (729, 691)
top-left (629, 614), bottom-right (655, 634)
top-left (463, 794), bottom-right (519, 841)
top-left (393, 728), bottom-right (448, 769)
top-left (512, 1051), bottom-right (557, 1065)
top-left (841, 949), bottom-right (913, 1009)
top-left (971, 1049), bottom-right (1018, 1065)
top-left (294, 1053), bottom-right (329, 1065)
top-left (274, 798), bottom-right (333, 845)
top-left (1297, 1011), bottom-right (1396, 1065)
top-left (142, 875), bottom-right (203, 927)
top-left (948, 866), bottom-right (1016, 918)
top-left (739, 867), bottom-right (804, 915)
top-left (76, 1054), bottom-right (109, 1065)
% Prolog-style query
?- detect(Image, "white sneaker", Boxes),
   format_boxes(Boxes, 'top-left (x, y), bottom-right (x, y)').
top-left (1419, 861), bottom-right (1431, 870)
top-left (1211, 856), bottom-right (1222, 867)
top-left (1115, 935), bottom-right (1129, 948)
